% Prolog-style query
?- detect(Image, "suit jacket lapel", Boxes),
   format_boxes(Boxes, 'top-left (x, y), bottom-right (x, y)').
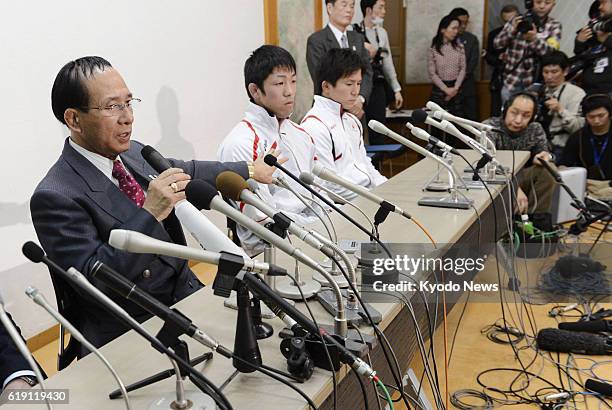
top-left (324, 25), bottom-right (340, 48)
top-left (61, 139), bottom-right (141, 224)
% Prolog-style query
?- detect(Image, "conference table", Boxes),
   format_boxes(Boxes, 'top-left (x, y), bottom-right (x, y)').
top-left (5, 150), bottom-right (529, 409)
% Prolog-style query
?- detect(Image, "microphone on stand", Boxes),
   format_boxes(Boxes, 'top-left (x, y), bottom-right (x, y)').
top-left (21, 242), bottom-right (230, 410)
top-left (25, 287), bottom-right (131, 410)
top-left (263, 154), bottom-right (394, 257)
top-left (368, 120), bottom-right (473, 210)
top-left (184, 179), bottom-right (350, 339)
top-left (216, 171), bottom-right (381, 327)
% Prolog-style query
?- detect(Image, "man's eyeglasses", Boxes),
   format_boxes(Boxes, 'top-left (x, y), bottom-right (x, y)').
top-left (81, 98), bottom-right (141, 117)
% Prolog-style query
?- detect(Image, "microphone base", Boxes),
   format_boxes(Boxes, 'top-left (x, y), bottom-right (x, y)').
top-left (149, 391), bottom-right (216, 410)
top-left (317, 288), bottom-right (383, 326)
top-left (275, 277), bottom-right (321, 300)
top-left (318, 324), bottom-right (376, 359)
top-left (357, 241), bottom-right (389, 267)
top-left (458, 179), bottom-right (487, 190)
top-left (418, 195), bottom-right (473, 210)
top-left (312, 271), bottom-right (350, 288)
top-left (462, 172), bottom-right (507, 185)
top-left (424, 181), bottom-right (452, 192)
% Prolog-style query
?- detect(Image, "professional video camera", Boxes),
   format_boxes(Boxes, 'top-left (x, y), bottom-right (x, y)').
top-left (517, 0), bottom-right (543, 34)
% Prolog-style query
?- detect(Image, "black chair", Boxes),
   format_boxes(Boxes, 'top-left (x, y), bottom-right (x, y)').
top-left (47, 272), bottom-right (81, 370)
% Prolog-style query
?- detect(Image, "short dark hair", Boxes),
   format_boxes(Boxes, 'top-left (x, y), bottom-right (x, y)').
top-left (316, 48), bottom-right (366, 95)
top-left (501, 4), bottom-right (519, 15)
top-left (360, 0), bottom-right (377, 16)
top-left (449, 7), bottom-right (469, 18)
top-left (244, 45), bottom-right (296, 101)
top-left (581, 94), bottom-right (612, 116)
top-left (51, 56), bottom-right (112, 124)
top-left (325, 0), bottom-right (337, 5)
top-left (541, 50), bottom-right (569, 70)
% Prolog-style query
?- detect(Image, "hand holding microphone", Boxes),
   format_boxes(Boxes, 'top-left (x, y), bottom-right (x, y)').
top-left (143, 168), bottom-right (191, 221)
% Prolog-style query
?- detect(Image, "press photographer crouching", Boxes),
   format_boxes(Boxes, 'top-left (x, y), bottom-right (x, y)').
top-left (483, 92), bottom-right (556, 215)
top-left (574, 0), bottom-right (612, 95)
top-left (558, 94), bottom-right (612, 199)
top-left (535, 51), bottom-right (585, 159)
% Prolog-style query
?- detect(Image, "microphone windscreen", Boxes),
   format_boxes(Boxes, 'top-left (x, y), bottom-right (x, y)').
top-left (216, 171), bottom-right (248, 201)
top-left (141, 145), bottom-right (172, 173)
top-left (264, 154), bottom-right (277, 166)
top-left (22, 241), bottom-right (45, 263)
top-left (185, 179), bottom-right (218, 211)
top-left (559, 320), bottom-right (610, 333)
top-left (536, 328), bottom-right (610, 355)
top-left (411, 109), bottom-right (429, 123)
top-left (299, 171), bottom-right (315, 185)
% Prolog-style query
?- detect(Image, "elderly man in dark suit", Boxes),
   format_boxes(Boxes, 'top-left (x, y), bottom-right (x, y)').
top-left (307, 0), bottom-right (373, 119)
top-left (30, 57), bottom-right (279, 356)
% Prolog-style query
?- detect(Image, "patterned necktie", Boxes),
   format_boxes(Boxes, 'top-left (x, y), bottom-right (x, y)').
top-left (340, 33), bottom-right (348, 49)
top-left (112, 160), bottom-right (145, 208)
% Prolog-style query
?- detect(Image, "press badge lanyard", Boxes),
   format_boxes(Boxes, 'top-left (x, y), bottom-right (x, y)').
top-left (591, 135), bottom-right (609, 167)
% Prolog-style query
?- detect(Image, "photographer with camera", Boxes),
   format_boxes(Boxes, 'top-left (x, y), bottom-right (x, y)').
top-left (575, 0), bottom-right (612, 96)
top-left (354, 0), bottom-right (403, 145)
top-left (494, 0), bottom-right (561, 104)
top-left (538, 51), bottom-right (586, 159)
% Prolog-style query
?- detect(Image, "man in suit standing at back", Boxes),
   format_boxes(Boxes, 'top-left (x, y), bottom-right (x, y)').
top-left (30, 57), bottom-right (279, 356)
top-left (450, 7), bottom-right (480, 121)
top-left (307, 0), bottom-right (373, 119)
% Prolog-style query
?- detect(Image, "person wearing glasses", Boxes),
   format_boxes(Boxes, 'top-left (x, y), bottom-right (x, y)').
top-left (30, 56), bottom-right (279, 355)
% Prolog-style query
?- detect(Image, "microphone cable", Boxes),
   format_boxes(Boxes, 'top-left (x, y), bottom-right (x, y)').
top-left (284, 235), bottom-right (338, 410)
top-left (326, 253), bottom-right (415, 410)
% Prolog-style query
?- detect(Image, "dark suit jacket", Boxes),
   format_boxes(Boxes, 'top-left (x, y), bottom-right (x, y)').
top-left (306, 25), bottom-right (373, 101)
top-left (459, 31), bottom-right (480, 94)
top-left (1, 312), bottom-right (44, 387)
top-left (30, 139), bottom-right (249, 351)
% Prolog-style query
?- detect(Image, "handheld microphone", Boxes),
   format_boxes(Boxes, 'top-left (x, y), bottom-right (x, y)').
top-left (0, 292), bottom-right (51, 410)
top-left (311, 163), bottom-right (413, 222)
top-left (184, 179), bottom-right (349, 337)
top-left (25, 287), bottom-right (131, 410)
top-left (108, 229), bottom-right (286, 277)
top-left (536, 328), bottom-right (611, 355)
top-left (141, 145), bottom-right (247, 257)
top-left (558, 320), bottom-right (611, 333)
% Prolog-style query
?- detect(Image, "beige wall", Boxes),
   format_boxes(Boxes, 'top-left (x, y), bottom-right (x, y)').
top-left (1, 0), bottom-right (265, 338)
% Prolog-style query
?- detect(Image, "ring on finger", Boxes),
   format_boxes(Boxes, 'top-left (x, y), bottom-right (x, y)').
top-left (170, 182), bottom-right (179, 193)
